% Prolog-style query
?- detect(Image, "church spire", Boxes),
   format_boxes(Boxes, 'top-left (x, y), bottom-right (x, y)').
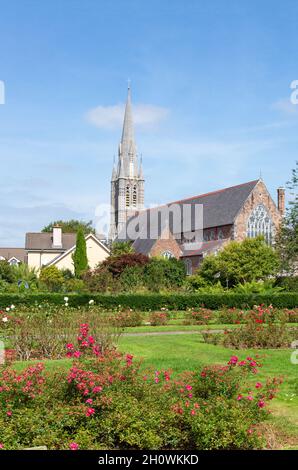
top-left (118, 84), bottom-right (137, 177)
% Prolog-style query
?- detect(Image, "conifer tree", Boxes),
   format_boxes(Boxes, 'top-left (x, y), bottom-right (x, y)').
top-left (72, 228), bottom-right (88, 277)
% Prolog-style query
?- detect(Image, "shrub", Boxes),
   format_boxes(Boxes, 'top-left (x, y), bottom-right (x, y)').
top-left (39, 266), bottom-right (64, 292)
top-left (83, 269), bottom-right (116, 293)
top-left (183, 308), bottom-right (213, 325)
top-left (119, 265), bottom-right (144, 292)
top-left (144, 258), bottom-right (186, 292)
top-left (274, 276), bottom-right (298, 292)
top-left (0, 336), bottom-right (282, 450)
top-left (64, 278), bottom-right (87, 293)
top-left (100, 253), bottom-right (149, 278)
top-left (72, 228), bottom-right (88, 278)
top-left (108, 309), bottom-right (143, 327)
top-left (149, 311), bottom-right (169, 326)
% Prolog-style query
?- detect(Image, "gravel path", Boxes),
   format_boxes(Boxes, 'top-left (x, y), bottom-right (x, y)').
top-left (123, 329), bottom-right (224, 337)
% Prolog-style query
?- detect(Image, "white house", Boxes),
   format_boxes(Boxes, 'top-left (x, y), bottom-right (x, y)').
top-left (25, 226), bottom-right (110, 273)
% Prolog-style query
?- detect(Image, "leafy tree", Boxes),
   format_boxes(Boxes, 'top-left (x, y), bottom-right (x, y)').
top-left (39, 265), bottom-right (64, 292)
top-left (198, 237), bottom-right (279, 287)
top-left (72, 228), bottom-right (88, 278)
top-left (110, 240), bottom-right (134, 257)
top-left (42, 219), bottom-right (95, 235)
top-left (100, 253), bottom-right (149, 278)
top-left (144, 258), bottom-right (186, 292)
top-left (276, 161), bottom-right (298, 273)
top-left (0, 260), bottom-right (15, 283)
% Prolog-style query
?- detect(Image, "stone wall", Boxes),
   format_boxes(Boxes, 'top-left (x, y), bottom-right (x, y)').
top-left (233, 180), bottom-right (282, 241)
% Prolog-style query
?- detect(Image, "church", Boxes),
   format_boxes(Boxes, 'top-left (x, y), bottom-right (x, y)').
top-left (109, 87), bottom-right (285, 275)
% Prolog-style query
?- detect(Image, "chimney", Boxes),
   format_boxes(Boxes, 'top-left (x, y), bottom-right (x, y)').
top-left (52, 225), bottom-right (62, 248)
top-left (277, 187), bottom-right (285, 216)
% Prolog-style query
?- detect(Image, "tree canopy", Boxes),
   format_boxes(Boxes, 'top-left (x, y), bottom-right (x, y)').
top-left (42, 220), bottom-right (95, 235)
top-left (72, 227), bottom-right (88, 278)
top-left (198, 237), bottom-right (279, 287)
top-left (276, 161), bottom-right (298, 273)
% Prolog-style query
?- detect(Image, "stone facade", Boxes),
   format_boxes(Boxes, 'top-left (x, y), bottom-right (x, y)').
top-left (233, 179), bottom-right (282, 242)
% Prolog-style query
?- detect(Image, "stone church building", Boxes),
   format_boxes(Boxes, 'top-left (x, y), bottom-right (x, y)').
top-left (110, 87), bottom-right (285, 274)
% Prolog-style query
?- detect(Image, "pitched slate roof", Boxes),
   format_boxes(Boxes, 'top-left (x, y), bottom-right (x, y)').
top-left (25, 233), bottom-right (77, 251)
top-left (132, 238), bottom-right (157, 255)
top-left (0, 248), bottom-right (26, 263)
top-left (181, 239), bottom-right (228, 258)
top-left (124, 180), bottom-right (259, 240)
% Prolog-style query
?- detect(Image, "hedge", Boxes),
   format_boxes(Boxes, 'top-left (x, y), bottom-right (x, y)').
top-left (0, 292), bottom-right (297, 310)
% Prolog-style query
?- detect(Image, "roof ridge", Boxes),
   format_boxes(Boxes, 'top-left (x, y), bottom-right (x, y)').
top-left (139, 179), bottom-right (259, 214)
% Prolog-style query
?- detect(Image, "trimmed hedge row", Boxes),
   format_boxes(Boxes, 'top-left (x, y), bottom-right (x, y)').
top-left (0, 292), bottom-right (298, 310)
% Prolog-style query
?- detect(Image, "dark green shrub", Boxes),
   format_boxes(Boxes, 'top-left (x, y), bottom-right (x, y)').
top-left (275, 276), bottom-right (298, 292)
top-left (0, 260), bottom-right (15, 283)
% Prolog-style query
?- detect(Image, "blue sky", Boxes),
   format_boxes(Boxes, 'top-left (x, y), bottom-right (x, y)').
top-left (0, 0), bottom-right (297, 246)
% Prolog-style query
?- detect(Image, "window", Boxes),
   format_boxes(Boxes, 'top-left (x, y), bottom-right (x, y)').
top-left (9, 258), bottom-right (20, 266)
top-left (162, 250), bottom-right (173, 259)
top-left (126, 185), bottom-right (130, 207)
top-left (132, 185), bottom-right (137, 207)
top-left (246, 204), bottom-right (274, 244)
top-left (218, 228), bottom-right (224, 240)
top-left (184, 259), bottom-right (192, 275)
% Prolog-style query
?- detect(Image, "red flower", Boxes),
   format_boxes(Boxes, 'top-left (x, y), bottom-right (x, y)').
top-left (69, 442), bottom-right (79, 450)
top-left (86, 407), bottom-right (95, 417)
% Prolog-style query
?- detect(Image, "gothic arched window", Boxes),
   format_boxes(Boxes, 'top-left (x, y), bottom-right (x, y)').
top-left (246, 204), bottom-right (274, 244)
top-left (184, 259), bottom-right (192, 275)
top-left (162, 250), bottom-right (173, 259)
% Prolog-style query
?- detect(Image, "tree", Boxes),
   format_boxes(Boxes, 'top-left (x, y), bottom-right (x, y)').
top-left (42, 219), bottom-right (95, 235)
top-left (39, 265), bottom-right (64, 292)
top-left (110, 240), bottom-right (134, 257)
top-left (72, 228), bottom-right (88, 278)
top-left (100, 253), bottom-right (149, 278)
top-left (276, 161), bottom-right (298, 273)
top-left (198, 237), bottom-right (279, 287)
top-left (0, 260), bottom-right (15, 283)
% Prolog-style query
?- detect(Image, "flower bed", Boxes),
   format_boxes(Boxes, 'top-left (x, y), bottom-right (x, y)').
top-left (0, 323), bottom-right (282, 450)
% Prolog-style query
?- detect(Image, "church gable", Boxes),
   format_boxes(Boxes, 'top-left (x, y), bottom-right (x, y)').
top-left (233, 179), bottom-right (282, 242)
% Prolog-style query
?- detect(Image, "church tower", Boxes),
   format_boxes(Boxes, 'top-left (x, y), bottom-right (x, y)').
top-left (109, 85), bottom-right (144, 241)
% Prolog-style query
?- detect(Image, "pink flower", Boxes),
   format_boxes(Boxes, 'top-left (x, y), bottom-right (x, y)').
top-left (237, 394), bottom-right (243, 401)
top-left (228, 355), bottom-right (238, 365)
top-left (0, 443), bottom-right (4, 449)
top-left (73, 351), bottom-right (81, 358)
top-left (86, 407), bottom-right (95, 417)
top-left (88, 336), bottom-right (95, 344)
top-left (92, 386), bottom-right (102, 393)
top-left (69, 442), bottom-right (79, 450)
top-left (85, 398), bottom-right (93, 405)
top-left (191, 409), bottom-right (196, 416)
top-left (258, 400), bottom-right (265, 408)
top-left (255, 382), bottom-right (262, 389)
top-left (186, 385), bottom-right (192, 391)
top-left (66, 343), bottom-right (74, 350)
top-left (6, 410), bottom-right (12, 417)
top-left (246, 395), bottom-right (253, 401)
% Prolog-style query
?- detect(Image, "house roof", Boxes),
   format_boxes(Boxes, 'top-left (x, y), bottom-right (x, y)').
top-left (0, 248), bottom-right (26, 263)
top-left (181, 239), bottom-right (228, 258)
top-left (46, 233), bottom-right (110, 267)
top-left (132, 238), bottom-right (157, 255)
top-left (25, 232), bottom-right (77, 251)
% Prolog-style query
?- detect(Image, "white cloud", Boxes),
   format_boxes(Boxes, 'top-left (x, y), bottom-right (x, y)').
top-left (272, 98), bottom-right (298, 115)
top-left (85, 103), bottom-right (169, 130)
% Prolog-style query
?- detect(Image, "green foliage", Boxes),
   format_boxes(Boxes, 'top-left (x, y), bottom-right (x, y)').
top-left (39, 266), bottom-right (64, 292)
top-left (119, 265), bottom-right (144, 292)
top-left (64, 278), bottom-right (87, 293)
top-left (0, 292), bottom-right (297, 309)
top-left (144, 258), bottom-right (186, 292)
top-left (72, 228), bottom-right (88, 278)
top-left (232, 280), bottom-right (283, 294)
top-left (0, 260), bottom-right (15, 283)
top-left (42, 219), bottom-right (95, 234)
top-left (110, 240), bottom-right (134, 257)
top-left (83, 269), bottom-right (115, 293)
top-left (276, 161), bottom-right (298, 272)
top-left (274, 276), bottom-right (298, 292)
top-left (199, 237), bottom-right (279, 287)
top-left (11, 263), bottom-right (38, 287)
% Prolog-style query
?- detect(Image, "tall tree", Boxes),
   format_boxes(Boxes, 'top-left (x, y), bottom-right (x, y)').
top-left (72, 228), bottom-right (88, 278)
top-left (110, 240), bottom-right (134, 257)
top-left (42, 220), bottom-right (95, 235)
top-left (276, 161), bottom-right (298, 272)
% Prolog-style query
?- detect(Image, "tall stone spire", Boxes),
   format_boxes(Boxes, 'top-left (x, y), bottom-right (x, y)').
top-left (109, 84), bottom-right (145, 242)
